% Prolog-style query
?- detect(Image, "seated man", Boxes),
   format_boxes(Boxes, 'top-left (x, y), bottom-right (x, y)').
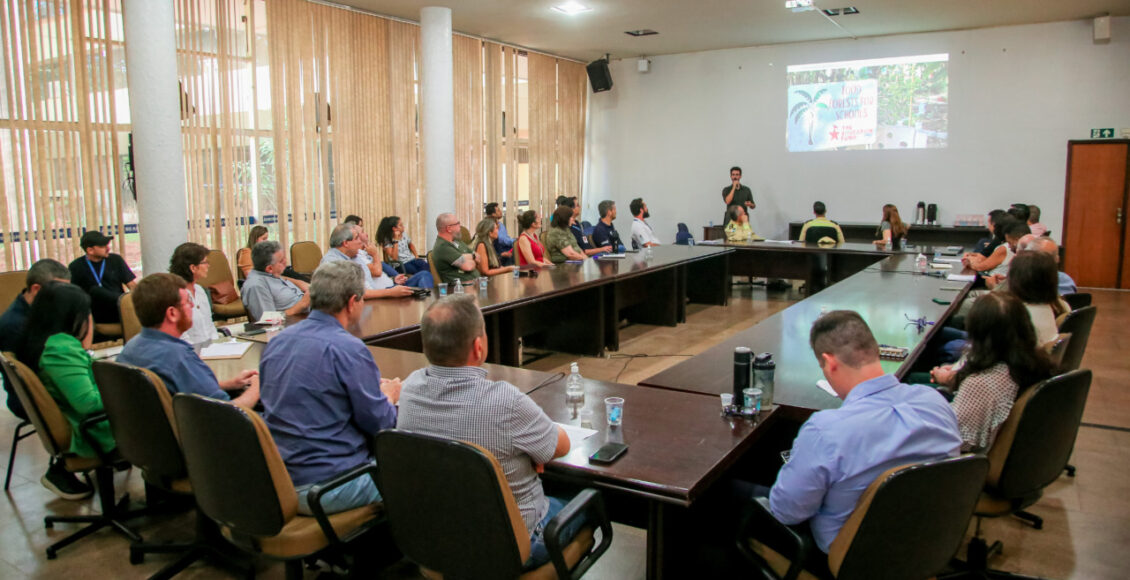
top-left (591, 200), bottom-right (625, 253)
top-left (759, 311), bottom-right (960, 556)
top-left (630, 197), bottom-right (660, 248)
top-left (0, 259), bottom-right (92, 500)
top-left (1025, 236), bottom-right (1076, 295)
top-left (241, 240), bottom-right (311, 321)
top-left (259, 260), bottom-right (400, 514)
top-left (1026, 204), bottom-right (1048, 237)
top-left (321, 223), bottom-right (420, 298)
top-left (798, 201), bottom-right (845, 244)
top-left (562, 197), bottom-right (609, 256)
top-left (432, 212), bottom-right (480, 284)
top-left (119, 273), bottom-right (259, 407)
top-left (67, 230), bottom-right (137, 324)
top-left (398, 295), bottom-right (574, 569)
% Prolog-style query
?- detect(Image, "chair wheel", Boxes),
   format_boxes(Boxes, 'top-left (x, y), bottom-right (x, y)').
top-left (129, 548), bottom-right (144, 565)
top-left (46, 547), bottom-right (57, 560)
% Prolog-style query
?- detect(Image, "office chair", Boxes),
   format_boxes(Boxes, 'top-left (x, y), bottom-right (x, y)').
top-left (199, 249), bottom-right (248, 321)
top-left (1060, 292), bottom-right (1090, 310)
top-left (289, 241), bottom-right (322, 276)
top-left (1, 357), bottom-right (35, 491)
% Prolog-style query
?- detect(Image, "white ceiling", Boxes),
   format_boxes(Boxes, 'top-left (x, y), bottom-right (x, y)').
top-left (330, 0), bottom-right (1130, 62)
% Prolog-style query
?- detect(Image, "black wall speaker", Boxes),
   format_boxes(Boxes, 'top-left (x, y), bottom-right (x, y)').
top-left (586, 59), bottom-right (613, 93)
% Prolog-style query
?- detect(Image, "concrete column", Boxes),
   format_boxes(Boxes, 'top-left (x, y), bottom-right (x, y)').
top-left (122, 0), bottom-right (187, 273)
top-left (420, 6), bottom-right (455, 245)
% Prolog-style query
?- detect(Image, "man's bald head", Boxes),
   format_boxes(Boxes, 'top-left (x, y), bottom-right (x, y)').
top-left (1028, 236), bottom-right (1060, 262)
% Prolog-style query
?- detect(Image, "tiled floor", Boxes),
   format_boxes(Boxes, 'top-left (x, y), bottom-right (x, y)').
top-left (1, 285), bottom-right (1126, 578)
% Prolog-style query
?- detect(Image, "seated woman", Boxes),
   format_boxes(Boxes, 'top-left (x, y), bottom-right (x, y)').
top-left (17, 283), bottom-right (115, 459)
top-left (872, 204), bottom-right (908, 249)
top-left (169, 242), bottom-right (219, 345)
top-left (928, 292), bottom-right (1053, 452)
top-left (376, 216), bottom-right (429, 275)
top-left (1008, 250), bottom-right (1071, 343)
top-left (724, 205), bottom-right (754, 242)
top-left (516, 210), bottom-right (554, 267)
top-left (543, 207), bottom-right (588, 264)
top-left (469, 218), bottom-right (517, 276)
top-left (236, 225), bottom-right (269, 280)
top-left (962, 213), bottom-right (1017, 278)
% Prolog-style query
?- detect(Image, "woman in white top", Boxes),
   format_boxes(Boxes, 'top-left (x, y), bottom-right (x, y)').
top-left (929, 292), bottom-right (1053, 452)
top-left (169, 242), bottom-right (219, 345)
top-left (1007, 250), bottom-right (1071, 344)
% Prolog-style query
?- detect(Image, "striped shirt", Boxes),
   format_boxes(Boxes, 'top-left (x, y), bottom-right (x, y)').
top-left (397, 365), bottom-right (559, 533)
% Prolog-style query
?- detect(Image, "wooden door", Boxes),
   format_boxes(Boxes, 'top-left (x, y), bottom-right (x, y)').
top-left (1063, 141), bottom-right (1130, 288)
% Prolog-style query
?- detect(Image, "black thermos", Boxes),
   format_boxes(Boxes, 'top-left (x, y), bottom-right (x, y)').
top-left (734, 347), bottom-right (752, 404)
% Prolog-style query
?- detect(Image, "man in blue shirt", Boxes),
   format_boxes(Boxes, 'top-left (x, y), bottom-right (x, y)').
top-left (486, 202), bottom-right (515, 265)
top-left (590, 200), bottom-right (625, 253)
top-left (764, 311), bottom-right (961, 554)
top-left (119, 273), bottom-right (259, 407)
top-left (259, 260), bottom-right (400, 515)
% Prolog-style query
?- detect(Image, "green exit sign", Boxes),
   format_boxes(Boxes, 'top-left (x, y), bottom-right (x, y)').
top-left (1091, 128), bottom-right (1115, 138)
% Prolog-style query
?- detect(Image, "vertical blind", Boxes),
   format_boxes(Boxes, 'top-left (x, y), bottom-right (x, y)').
top-left (0, 0), bottom-right (586, 275)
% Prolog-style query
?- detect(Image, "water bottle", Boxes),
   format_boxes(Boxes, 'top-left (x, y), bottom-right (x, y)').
top-left (733, 347), bottom-right (752, 408)
top-left (915, 252), bottom-right (928, 274)
top-left (753, 352), bottom-right (776, 409)
top-left (453, 280), bottom-right (465, 294)
top-left (565, 362), bottom-right (585, 404)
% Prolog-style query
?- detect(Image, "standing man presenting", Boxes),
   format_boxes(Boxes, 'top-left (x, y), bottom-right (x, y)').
top-left (722, 166), bottom-right (755, 225)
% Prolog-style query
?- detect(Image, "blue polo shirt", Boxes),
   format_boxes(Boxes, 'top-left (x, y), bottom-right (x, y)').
top-left (118, 328), bottom-right (229, 401)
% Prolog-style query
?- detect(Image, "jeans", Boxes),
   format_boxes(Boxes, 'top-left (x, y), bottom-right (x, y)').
top-left (402, 258), bottom-right (429, 275)
top-left (295, 462), bottom-right (381, 516)
top-left (524, 495), bottom-right (588, 570)
top-left (405, 271), bottom-right (433, 288)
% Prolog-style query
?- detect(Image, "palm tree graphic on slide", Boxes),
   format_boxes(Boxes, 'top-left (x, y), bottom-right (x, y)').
top-left (790, 88), bottom-right (830, 146)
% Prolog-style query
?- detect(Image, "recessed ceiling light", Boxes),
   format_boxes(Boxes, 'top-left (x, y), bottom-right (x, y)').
top-left (552, 2), bottom-right (592, 15)
top-left (822, 8), bottom-right (841, 16)
top-left (843, 7), bottom-right (860, 14)
top-left (625, 29), bottom-right (659, 37)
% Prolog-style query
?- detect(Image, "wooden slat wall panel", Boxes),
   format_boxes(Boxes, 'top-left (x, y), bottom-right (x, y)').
top-left (527, 51), bottom-right (556, 222)
top-left (452, 34), bottom-right (483, 229)
top-left (557, 59), bottom-right (586, 208)
top-left (388, 20), bottom-right (422, 244)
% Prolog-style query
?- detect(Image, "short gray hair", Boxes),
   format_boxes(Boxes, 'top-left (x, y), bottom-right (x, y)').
top-left (26, 258), bottom-right (70, 289)
top-left (435, 212), bottom-right (455, 231)
top-left (329, 223), bottom-right (358, 248)
top-left (421, 294), bottom-right (485, 367)
top-left (809, 310), bottom-right (879, 368)
top-left (598, 200), bottom-right (615, 218)
top-left (309, 260), bottom-right (364, 314)
top-left (251, 240), bottom-right (282, 272)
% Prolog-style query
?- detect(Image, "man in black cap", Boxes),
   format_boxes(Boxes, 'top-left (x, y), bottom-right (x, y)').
top-left (67, 230), bottom-right (137, 324)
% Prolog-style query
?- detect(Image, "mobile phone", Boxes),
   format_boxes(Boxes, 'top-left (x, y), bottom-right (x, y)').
top-left (242, 328), bottom-right (267, 336)
top-left (588, 442), bottom-right (628, 465)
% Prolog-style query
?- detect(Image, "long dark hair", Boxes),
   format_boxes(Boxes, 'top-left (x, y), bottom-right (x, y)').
top-left (375, 216), bottom-right (400, 246)
top-left (956, 292), bottom-right (1053, 392)
top-left (246, 225), bottom-right (268, 250)
top-left (1008, 251), bottom-right (1067, 317)
top-left (17, 283), bottom-right (91, 371)
top-left (879, 204), bottom-right (907, 240)
top-left (988, 211), bottom-right (1015, 246)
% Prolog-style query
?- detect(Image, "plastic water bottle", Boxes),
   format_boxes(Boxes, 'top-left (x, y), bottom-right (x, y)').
top-left (915, 253), bottom-right (928, 274)
top-left (453, 280), bottom-right (465, 294)
top-left (565, 362), bottom-right (585, 404)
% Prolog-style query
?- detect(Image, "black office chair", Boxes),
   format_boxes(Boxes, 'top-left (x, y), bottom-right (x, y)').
top-left (738, 455), bottom-right (988, 580)
top-left (942, 370), bottom-right (1092, 579)
top-left (1061, 292), bottom-right (1091, 310)
top-left (173, 394), bottom-right (384, 580)
top-left (802, 224), bottom-right (841, 245)
top-left (1057, 306), bottom-right (1096, 373)
top-left (374, 429), bottom-right (613, 579)
top-left (93, 361), bottom-right (251, 578)
top-left (0, 352), bottom-right (143, 558)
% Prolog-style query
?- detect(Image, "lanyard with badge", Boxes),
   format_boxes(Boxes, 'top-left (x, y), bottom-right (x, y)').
top-left (86, 258), bottom-right (105, 287)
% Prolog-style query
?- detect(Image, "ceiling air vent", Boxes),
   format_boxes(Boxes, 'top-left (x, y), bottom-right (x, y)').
top-left (625, 29), bottom-right (659, 37)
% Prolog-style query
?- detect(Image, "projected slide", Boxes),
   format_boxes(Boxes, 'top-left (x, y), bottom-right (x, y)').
top-left (786, 54), bottom-right (948, 152)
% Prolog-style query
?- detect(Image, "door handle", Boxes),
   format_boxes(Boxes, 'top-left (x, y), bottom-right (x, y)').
top-left (1119, 207), bottom-right (1124, 225)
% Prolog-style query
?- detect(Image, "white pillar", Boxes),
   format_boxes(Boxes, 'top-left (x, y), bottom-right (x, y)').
top-left (420, 7), bottom-right (455, 245)
top-left (122, 0), bottom-right (187, 273)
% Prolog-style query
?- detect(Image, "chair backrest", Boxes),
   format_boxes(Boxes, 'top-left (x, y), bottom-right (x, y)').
top-left (289, 241), bottom-right (322, 275)
top-left (1043, 332), bottom-right (1071, 372)
top-left (1061, 292), bottom-right (1091, 310)
top-left (985, 369), bottom-right (1091, 499)
top-left (0, 269), bottom-right (25, 310)
top-left (459, 226), bottom-right (472, 244)
top-left (0, 352), bottom-right (71, 458)
top-left (118, 293), bottom-right (142, 343)
top-left (172, 394), bottom-right (297, 537)
top-left (803, 225), bottom-right (840, 244)
top-left (92, 361), bottom-right (187, 486)
top-left (1057, 306), bottom-right (1096, 372)
top-left (201, 249), bottom-right (237, 287)
top-left (829, 455), bottom-right (989, 580)
top-left (426, 251), bottom-right (441, 287)
top-left (374, 430), bottom-right (530, 579)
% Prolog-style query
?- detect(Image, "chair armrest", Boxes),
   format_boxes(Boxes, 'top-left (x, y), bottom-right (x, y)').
top-left (77, 411), bottom-right (114, 465)
top-left (735, 496), bottom-right (814, 580)
top-left (305, 462), bottom-right (381, 546)
top-left (544, 488), bottom-right (613, 580)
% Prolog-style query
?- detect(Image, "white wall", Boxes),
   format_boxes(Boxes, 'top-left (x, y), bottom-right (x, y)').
top-left (583, 18), bottom-right (1130, 243)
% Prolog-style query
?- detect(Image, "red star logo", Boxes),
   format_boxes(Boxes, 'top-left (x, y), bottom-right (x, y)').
top-left (829, 126), bottom-right (841, 141)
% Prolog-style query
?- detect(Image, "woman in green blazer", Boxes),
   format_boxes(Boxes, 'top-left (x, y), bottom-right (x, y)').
top-left (18, 282), bottom-right (115, 458)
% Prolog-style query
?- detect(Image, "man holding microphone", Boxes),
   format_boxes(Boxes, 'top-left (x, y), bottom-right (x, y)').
top-left (722, 166), bottom-right (755, 225)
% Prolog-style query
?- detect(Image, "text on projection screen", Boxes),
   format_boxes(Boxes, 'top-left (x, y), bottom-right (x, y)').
top-left (786, 54), bottom-right (948, 152)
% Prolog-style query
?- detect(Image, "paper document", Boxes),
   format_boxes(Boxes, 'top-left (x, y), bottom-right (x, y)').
top-left (697, 239), bottom-right (723, 245)
top-left (946, 274), bottom-right (977, 282)
top-left (929, 263), bottom-right (953, 269)
top-left (762, 239), bottom-right (796, 244)
top-left (816, 380), bottom-right (838, 398)
top-left (932, 257), bottom-right (963, 263)
top-left (555, 422), bottom-right (598, 449)
top-left (598, 253), bottom-right (627, 259)
top-left (89, 345), bottom-right (124, 360)
top-left (200, 341), bottom-right (253, 360)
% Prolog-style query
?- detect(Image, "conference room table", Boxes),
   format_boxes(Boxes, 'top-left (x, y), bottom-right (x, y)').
top-left (699, 239), bottom-right (891, 293)
top-left (240, 245), bottom-right (732, 365)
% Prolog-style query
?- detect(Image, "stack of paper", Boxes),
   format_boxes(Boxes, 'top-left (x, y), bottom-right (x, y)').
top-left (200, 341), bottom-right (253, 360)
